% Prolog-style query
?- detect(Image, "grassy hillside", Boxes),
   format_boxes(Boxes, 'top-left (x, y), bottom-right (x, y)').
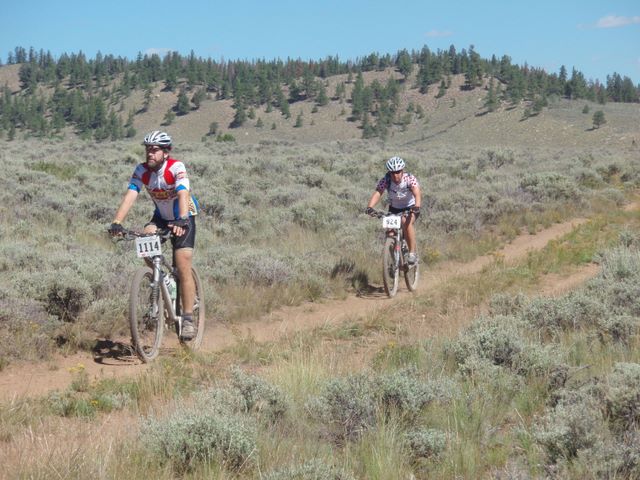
top-left (1, 56), bottom-right (640, 478)
top-left (1, 98), bottom-right (639, 363)
top-left (1, 57), bottom-right (638, 147)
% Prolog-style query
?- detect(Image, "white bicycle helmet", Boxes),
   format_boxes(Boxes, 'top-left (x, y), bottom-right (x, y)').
top-left (143, 130), bottom-right (172, 148)
top-left (385, 156), bottom-right (405, 172)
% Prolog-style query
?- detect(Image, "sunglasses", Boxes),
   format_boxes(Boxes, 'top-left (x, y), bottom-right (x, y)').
top-left (145, 146), bottom-right (163, 153)
top-left (390, 170), bottom-right (403, 174)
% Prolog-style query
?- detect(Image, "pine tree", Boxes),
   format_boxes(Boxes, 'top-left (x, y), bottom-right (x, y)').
top-left (464, 45), bottom-right (483, 89)
top-left (334, 82), bottom-right (345, 102)
top-left (350, 72), bottom-right (366, 120)
top-left (164, 69), bottom-right (178, 92)
top-left (483, 77), bottom-right (498, 112)
top-left (191, 88), bottom-right (206, 110)
top-left (396, 49), bottom-right (413, 80)
top-left (592, 110), bottom-right (606, 129)
top-left (162, 108), bottom-right (175, 126)
top-left (230, 100), bottom-right (247, 128)
top-left (276, 88), bottom-right (290, 118)
top-left (316, 84), bottom-right (329, 106)
top-left (176, 90), bottom-right (190, 115)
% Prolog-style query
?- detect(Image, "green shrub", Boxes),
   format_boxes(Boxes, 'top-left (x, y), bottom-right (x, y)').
top-left (519, 172), bottom-right (581, 202)
top-left (534, 389), bottom-right (606, 463)
top-left (235, 252), bottom-right (296, 286)
top-left (262, 459), bottom-right (356, 480)
top-left (404, 428), bottom-right (447, 459)
top-left (597, 315), bottom-right (639, 343)
top-left (231, 367), bottom-right (290, 421)
top-left (521, 292), bottom-right (608, 333)
top-left (307, 373), bottom-right (377, 441)
top-left (488, 292), bottom-right (528, 316)
top-left (216, 133), bottom-right (236, 142)
top-left (141, 408), bottom-right (256, 473)
top-left (194, 385), bottom-right (248, 415)
top-left (377, 369), bottom-right (435, 417)
top-left (604, 363), bottom-right (640, 433)
top-left (447, 316), bottom-right (525, 370)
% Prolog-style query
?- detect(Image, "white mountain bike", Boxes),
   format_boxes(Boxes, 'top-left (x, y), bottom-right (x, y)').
top-left (370, 210), bottom-right (419, 297)
top-left (120, 228), bottom-right (205, 362)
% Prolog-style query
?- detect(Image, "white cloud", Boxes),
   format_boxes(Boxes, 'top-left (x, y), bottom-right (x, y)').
top-left (144, 48), bottom-right (173, 57)
top-left (425, 29), bottom-right (453, 38)
top-left (596, 15), bottom-right (640, 28)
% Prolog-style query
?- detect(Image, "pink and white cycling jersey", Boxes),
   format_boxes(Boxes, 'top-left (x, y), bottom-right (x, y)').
top-left (375, 173), bottom-right (419, 209)
top-left (128, 157), bottom-right (199, 221)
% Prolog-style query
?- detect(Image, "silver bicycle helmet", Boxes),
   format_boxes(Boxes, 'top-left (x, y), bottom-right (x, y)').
top-left (143, 130), bottom-right (172, 148)
top-left (385, 156), bottom-right (405, 172)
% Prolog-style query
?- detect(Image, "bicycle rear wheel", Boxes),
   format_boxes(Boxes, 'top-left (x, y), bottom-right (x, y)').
top-left (129, 267), bottom-right (164, 362)
top-left (179, 267), bottom-right (206, 350)
top-left (382, 237), bottom-right (399, 297)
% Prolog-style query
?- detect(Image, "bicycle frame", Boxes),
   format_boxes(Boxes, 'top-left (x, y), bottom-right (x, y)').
top-left (386, 218), bottom-right (410, 268)
top-left (125, 228), bottom-right (185, 334)
top-left (151, 255), bottom-right (184, 333)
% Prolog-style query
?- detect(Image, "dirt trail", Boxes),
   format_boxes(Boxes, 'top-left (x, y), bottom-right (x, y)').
top-left (0, 216), bottom-right (598, 401)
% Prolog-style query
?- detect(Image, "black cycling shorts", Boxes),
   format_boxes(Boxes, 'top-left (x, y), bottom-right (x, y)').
top-left (388, 206), bottom-right (414, 214)
top-left (145, 214), bottom-right (196, 250)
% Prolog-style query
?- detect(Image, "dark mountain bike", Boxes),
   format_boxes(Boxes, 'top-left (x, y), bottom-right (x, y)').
top-left (370, 210), bottom-right (419, 297)
top-left (119, 228), bottom-right (205, 362)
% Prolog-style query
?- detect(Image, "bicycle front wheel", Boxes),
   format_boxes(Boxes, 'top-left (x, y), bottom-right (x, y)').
top-left (404, 260), bottom-right (419, 292)
top-left (382, 237), bottom-right (399, 297)
top-left (129, 267), bottom-right (164, 362)
top-left (180, 267), bottom-right (206, 350)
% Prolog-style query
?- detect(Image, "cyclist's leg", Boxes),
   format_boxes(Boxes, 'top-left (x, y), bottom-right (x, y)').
top-left (172, 217), bottom-right (196, 317)
top-left (404, 214), bottom-right (417, 254)
top-left (175, 248), bottom-right (195, 315)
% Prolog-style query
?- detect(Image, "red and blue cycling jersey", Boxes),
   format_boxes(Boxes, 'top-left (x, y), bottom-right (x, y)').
top-left (128, 157), bottom-right (199, 221)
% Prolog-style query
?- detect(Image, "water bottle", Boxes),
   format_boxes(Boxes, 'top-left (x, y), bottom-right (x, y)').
top-left (164, 274), bottom-right (177, 307)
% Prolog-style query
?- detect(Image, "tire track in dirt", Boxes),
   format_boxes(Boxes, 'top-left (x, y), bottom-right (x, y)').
top-left (0, 215), bottom-right (606, 401)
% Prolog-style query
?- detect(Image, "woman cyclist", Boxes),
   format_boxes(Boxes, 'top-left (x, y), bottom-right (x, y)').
top-left (366, 156), bottom-right (422, 264)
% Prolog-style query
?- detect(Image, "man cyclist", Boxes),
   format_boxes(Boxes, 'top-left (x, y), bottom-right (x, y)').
top-left (366, 156), bottom-right (422, 264)
top-left (108, 131), bottom-right (199, 340)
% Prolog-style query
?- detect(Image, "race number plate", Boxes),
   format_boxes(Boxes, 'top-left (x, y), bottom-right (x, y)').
top-left (135, 235), bottom-right (162, 258)
top-left (382, 215), bottom-right (401, 229)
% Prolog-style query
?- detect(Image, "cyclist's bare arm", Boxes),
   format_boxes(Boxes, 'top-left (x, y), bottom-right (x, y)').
top-left (113, 189), bottom-right (139, 225)
top-left (367, 190), bottom-right (382, 211)
top-left (169, 189), bottom-right (191, 237)
top-left (411, 184), bottom-right (421, 210)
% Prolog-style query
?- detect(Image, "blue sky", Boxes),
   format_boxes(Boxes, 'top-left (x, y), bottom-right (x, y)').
top-left (3, 0), bottom-right (639, 84)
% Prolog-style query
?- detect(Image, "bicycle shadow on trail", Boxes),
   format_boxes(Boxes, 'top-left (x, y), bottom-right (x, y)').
top-left (92, 339), bottom-right (139, 366)
top-left (355, 284), bottom-right (388, 299)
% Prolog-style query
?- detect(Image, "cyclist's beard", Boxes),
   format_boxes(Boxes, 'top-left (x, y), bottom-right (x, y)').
top-left (146, 158), bottom-right (165, 171)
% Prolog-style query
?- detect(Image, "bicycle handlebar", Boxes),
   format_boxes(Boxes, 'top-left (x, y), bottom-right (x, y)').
top-left (367, 209), bottom-right (412, 219)
top-left (111, 227), bottom-right (173, 241)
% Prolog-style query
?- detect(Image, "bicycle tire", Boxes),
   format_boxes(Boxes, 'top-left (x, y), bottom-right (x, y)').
top-left (404, 259), bottom-right (419, 292)
top-left (179, 267), bottom-right (206, 350)
top-left (129, 266), bottom-right (164, 362)
top-left (382, 236), bottom-right (399, 297)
